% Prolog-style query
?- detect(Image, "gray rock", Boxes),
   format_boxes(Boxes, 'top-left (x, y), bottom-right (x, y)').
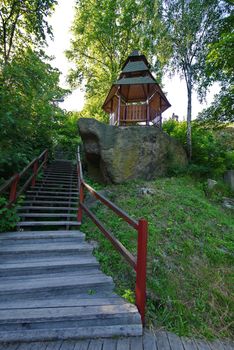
top-left (85, 190), bottom-right (112, 209)
top-left (207, 179), bottom-right (218, 190)
top-left (138, 187), bottom-right (156, 196)
top-left (78, 118), bottom-right (188, 184)
top-left (222, 197), bottom-right (234, 210)
top-left (224, 170), bottom-right (234, 191)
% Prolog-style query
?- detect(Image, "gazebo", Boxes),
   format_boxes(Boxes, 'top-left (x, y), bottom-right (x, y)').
top-left (102, 50), bottom-right (171, 127)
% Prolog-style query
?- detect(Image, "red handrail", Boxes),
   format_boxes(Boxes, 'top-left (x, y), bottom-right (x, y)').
top-left (0, 149), bottom-right (48, 208)
top-left (76, 147), bottom-right (148, 324)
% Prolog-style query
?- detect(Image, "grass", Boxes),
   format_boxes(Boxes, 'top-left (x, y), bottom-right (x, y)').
top-left (81, 176), bottom-right (234, 340)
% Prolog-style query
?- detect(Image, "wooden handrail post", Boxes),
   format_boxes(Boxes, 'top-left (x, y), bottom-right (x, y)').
top-left (9, 174), bottom-right (19, 203)
top-left (135, 218), bottom-right (148, 324)
top-left (31, 159), bottom-right (39, 187)
top-left (77, 181), bottom-right (84, 222)
top-left (43, 150), bottom-right (48, 169)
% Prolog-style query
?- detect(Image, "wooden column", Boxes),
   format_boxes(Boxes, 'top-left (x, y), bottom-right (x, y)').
top-left (146, 85), bottom-right (150, 126)
top-left (117, 94), bottom-right (121, 126)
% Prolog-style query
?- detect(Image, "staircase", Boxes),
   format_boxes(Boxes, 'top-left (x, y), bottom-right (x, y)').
top-left (0, 160), bottom-right (142, 342)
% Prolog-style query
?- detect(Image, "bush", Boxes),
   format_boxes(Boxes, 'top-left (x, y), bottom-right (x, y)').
top-left (0, 197), bottom-right (19, 232)
top-left (163, 120), bottom-right (234, 178)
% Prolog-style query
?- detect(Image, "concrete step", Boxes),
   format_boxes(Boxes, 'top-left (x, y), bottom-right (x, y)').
top-left (29, 187), bottom-right (78, 191)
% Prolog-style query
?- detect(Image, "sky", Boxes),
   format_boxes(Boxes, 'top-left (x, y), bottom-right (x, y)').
top-left (46, 0), bottom-right (219, 121)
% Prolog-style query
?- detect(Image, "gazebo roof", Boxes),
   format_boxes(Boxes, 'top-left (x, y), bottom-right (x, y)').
top-left (102, 50), bottom-right (171, 114)
top-left (122, 60), bottom-right (149, 74)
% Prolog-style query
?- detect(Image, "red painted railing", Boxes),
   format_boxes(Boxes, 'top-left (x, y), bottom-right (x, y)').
top-left (0, 149), bottom-right (48, 208)
top-left (76, 147), bottom-right (148, 324)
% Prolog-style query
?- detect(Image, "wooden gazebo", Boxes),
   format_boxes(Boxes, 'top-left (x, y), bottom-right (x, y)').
top-left (102, 50), bottom-right (171, 127)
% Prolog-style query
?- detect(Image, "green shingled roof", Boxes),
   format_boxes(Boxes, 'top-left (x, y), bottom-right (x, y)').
top-left (115, 76), bottom-right (156, 85)
top-left (122, 61), bottom-right (149, 73)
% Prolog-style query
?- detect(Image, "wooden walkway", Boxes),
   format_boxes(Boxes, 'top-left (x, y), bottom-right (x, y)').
top-left (0, 331), bottom-right (233, 350)
top-left (0, 161), bottom-right (141, 342)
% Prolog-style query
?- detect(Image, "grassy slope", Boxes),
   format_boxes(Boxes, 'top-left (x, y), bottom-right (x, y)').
top-left (81, 176), bottom-right (234, 339)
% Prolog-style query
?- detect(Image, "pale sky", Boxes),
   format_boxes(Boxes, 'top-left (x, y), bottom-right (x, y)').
top-left (46, 0), bottom-right (219, 120)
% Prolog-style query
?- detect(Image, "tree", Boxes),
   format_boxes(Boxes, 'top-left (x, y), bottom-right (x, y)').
top-left (160, 0), bottom-right (230, 159)
top-left (0, 48), bottom-right (68, 177)
top-left (67, 0), bottom-right (164, 121)
top-left (0, 0), bottom-right (57, 65)
top-left (198, 3), bottom-right (234, 126)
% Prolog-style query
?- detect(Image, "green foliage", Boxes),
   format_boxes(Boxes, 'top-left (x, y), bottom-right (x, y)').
top-left (163, 120), bottom-right (234, 177)
top-left (0, 48), bottom-right (68, 178)
top-left (67, 0), bottom-right (164, 121)
top-left (53, 111), bottom-right (81, 156)
top-left (0, 197), bottom-right (19, 232)
top-left (82, 176), bottom-right (234, 338)
top-left (0, 0), bottom-right (57, 65)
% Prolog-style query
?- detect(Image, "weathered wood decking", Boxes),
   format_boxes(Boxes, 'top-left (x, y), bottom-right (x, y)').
top-left (0, 161), bottom-right (141, 342)
top-left (0, 331), bottom-right (233, 350)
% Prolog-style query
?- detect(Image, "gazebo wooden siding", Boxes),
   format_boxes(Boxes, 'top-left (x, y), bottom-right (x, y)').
top-left (103, 51), bottom-right (171, 127)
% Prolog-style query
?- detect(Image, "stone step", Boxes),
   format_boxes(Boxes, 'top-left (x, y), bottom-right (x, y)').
top-left (17, 221), bottom-right (80, 228)
top-left (0, 256), bottom-right (99, 277)
top-left (0, 274), bottom-right (114, 300)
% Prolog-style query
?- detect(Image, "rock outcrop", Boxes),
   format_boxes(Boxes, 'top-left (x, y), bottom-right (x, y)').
top-left (78, 118), bottom-right (188, 183)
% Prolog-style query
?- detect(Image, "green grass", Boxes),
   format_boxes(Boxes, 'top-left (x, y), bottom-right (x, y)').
top-left (81, 176), bottom-right (234, 339)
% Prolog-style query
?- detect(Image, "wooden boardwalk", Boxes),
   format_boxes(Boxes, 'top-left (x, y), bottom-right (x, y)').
top-left (0, 331), bottom-right (233, 350)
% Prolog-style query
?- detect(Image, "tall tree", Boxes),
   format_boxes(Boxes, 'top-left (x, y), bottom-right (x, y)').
top-left (0, 0), bottom-right (57, 65)
top-left (67, 0), bottom-right (164, 121)
top-left (160, 0), bottom-right (230, 159)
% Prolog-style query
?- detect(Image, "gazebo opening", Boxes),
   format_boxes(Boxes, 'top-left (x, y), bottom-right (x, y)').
top-left (102, 50), bottom-right (171, 127)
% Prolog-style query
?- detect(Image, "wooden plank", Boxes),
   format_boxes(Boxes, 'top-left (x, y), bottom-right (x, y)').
top-left (181, 337), bottom-right (198, 350)
top-left (73, 340), bottom-right (90, 350)
top-left (59, 340), bottom-right (76, 350)
top-left (143, 331), bottom-right (157, 350)
top-left (195, 340), bottom-right (212, 350)
top-left (87, 339), bottom-right (103, 350)
top-left (102, 338), bottom-right (117, 350)
top-left (130, 336), bottom-right (143, 350)
top-left (208, 340), bottom-right (224, 350)
top-left (44, 341), bottom-right (63, 350)
top-left (117, 338), bottom-right (130, 350)
top-left (29, 342), bottom-right (48, 350)
top-left (154, 331), bottom-right (171, 350)
top-left (0, 344), bottom-right (19, 350)
top-left (167, 332), bottom-right (184, 350)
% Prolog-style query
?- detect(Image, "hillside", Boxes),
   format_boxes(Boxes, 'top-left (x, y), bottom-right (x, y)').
top-left (81, 176), bottom-right (234, 339)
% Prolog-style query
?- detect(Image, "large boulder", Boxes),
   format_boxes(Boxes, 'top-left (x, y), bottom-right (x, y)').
top-left (78, 118), bottom-right (188, 183)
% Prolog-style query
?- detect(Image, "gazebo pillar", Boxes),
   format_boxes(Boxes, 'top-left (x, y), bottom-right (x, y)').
top-left (117, 94), bottom-right (121, 126)
top-left (146, 101), bottom-right (150, 126)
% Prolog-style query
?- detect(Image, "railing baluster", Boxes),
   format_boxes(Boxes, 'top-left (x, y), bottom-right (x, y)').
top-left (135, 218), bottom-right (148, 324)
top-left (31, 159), bottom-right (39, 187)
top-left (9, 174), bottom-right (19, 203)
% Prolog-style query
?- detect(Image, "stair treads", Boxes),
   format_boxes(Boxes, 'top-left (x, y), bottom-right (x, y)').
top-left (0, 274), bottom-right (114, 294)
top-left (17, 221), bottom-right (81, 227)
top-left (0, 231), bottom-right (83, 240)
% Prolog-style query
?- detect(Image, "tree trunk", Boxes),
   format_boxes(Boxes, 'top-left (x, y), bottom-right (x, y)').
top-left (186, 74), bottom-right (192, 161)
